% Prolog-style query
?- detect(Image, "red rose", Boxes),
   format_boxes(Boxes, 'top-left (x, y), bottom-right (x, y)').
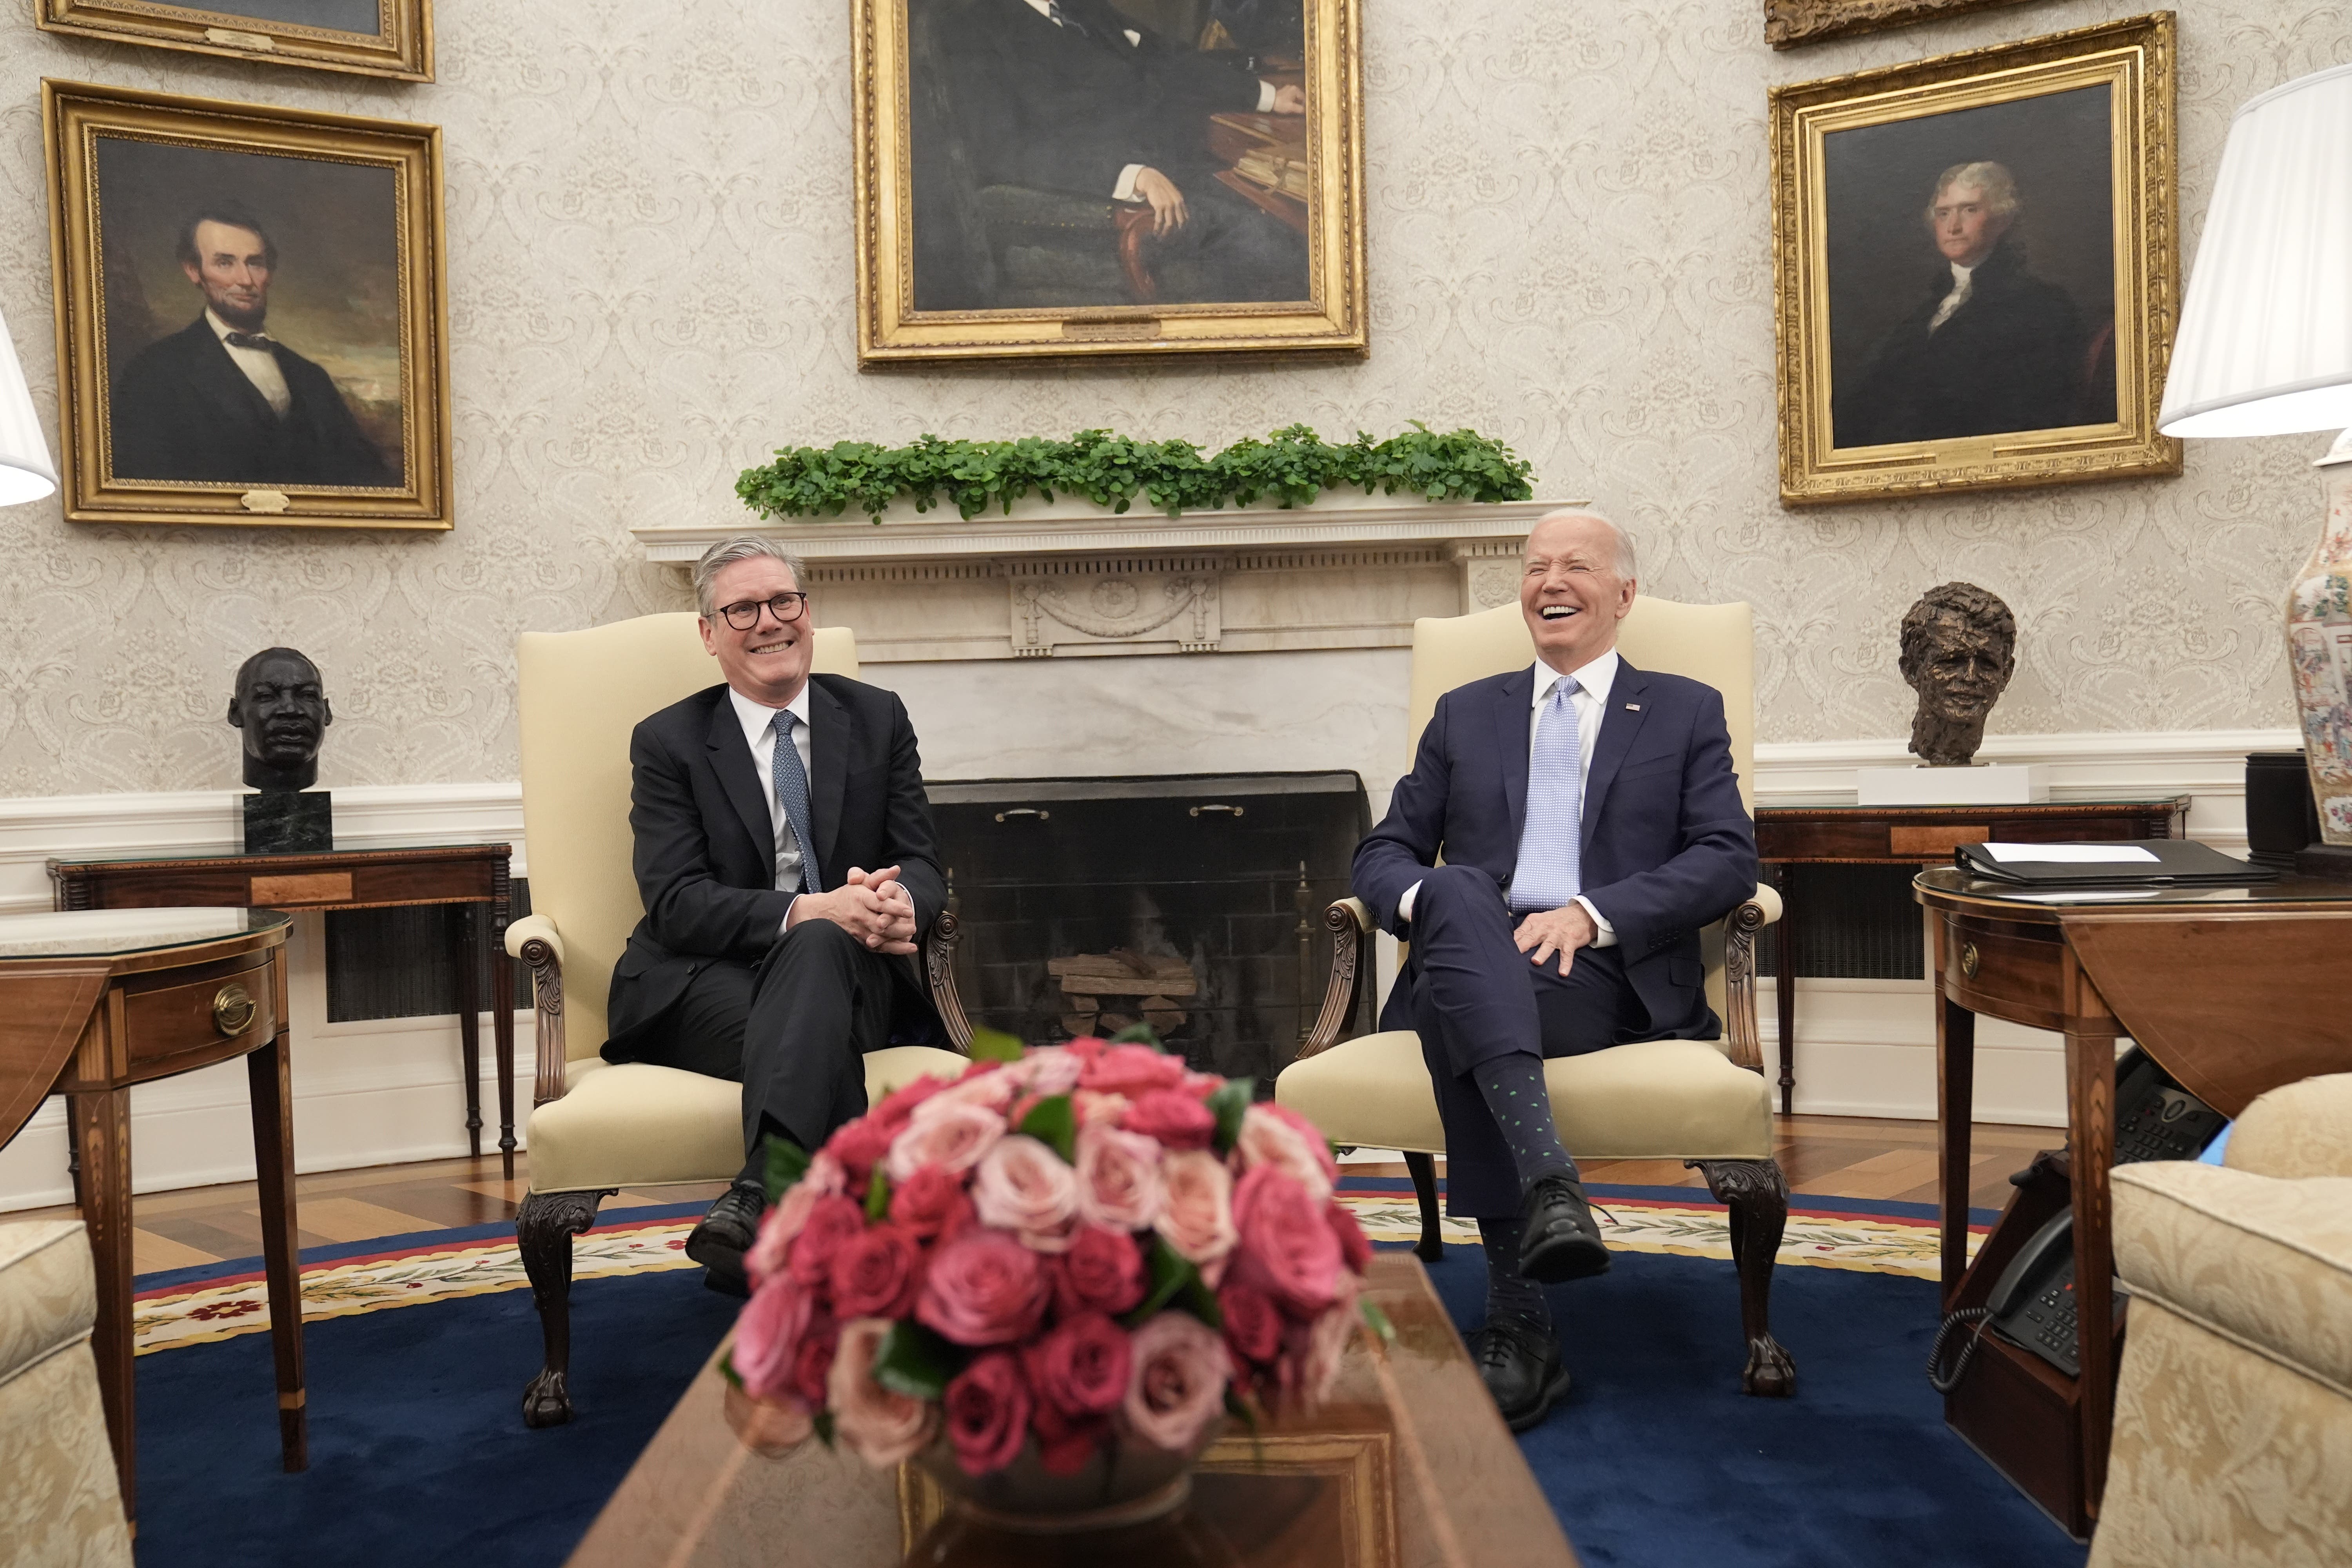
top-left (1029, 1400), bottom-right (1111, 1475)
top-left (1327, 1201), bottom-right (1372, 1274)
top-left (732, 1274), bottom-right (815, 1403)
top-left (788, 1195), bottom-right (869, 1292)
top-left (824, 1115), bottom-right (897, 1180)
top-left (890, 1164), bottom-right (977, 1241)
top-left (944, 1350), bottom-right (1031, 1477)
top-left (1119, 1089), bottom-right (1216, 1151)
top-left (789, 1317), bottom-right (838, 1408)
top-left (1228, 1166), bottom-right (1344, 1318)
top-left (916, 1230), bottom-right (1052, 1347)
top-left (871, 1073), bottom-right (947, 1132)
top-left (1218, 1279), bottom-right (1283, 1366)
top-left (1021, 1311), bottom-right (1132, 1420)
top-left (828, 1222), bottom-right (925, 1319)
top-left (1052, 1224), bottom-right (1147, 1318)
top-left (1078, 1043), bottom-right (1189, 1097)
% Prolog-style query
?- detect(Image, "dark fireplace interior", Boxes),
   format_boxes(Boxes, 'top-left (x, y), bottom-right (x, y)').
top-left (929, 772), bottom-right (1374, 1087)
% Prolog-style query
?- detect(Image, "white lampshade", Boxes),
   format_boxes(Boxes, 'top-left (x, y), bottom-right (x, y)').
top-left (2159, 60), bottom-right (2352, 439)
top-left (0, 301), bottom-right (59, 506)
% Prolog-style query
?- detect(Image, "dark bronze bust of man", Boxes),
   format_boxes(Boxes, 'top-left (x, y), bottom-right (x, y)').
top-left (1898, 583), bottom-right (2016, 766)
top-left (227, 647), bottom-right (332, 792)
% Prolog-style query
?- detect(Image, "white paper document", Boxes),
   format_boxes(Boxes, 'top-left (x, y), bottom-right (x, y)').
top-left (1978, 842), bottom-right (2161, 864)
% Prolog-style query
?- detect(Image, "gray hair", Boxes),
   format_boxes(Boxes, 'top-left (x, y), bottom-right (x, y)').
top-left (692, 535), bottom-right (809, 617)
top-left (1926, 161), bottom-right (2021, 223)
top-left (1525, 508), bottom-right (1637, 579)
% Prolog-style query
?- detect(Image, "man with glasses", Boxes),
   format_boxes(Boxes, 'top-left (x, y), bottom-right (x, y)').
top-left (600, 535), bottom-right (947, 1295)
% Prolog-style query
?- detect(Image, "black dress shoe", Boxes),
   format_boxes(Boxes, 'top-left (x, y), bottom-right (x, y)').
top-left (1472, 1318), bottom-right (1572, 1432)
top-left (1517, 1170), bottom-right (1611, 1284)
top-left (685, 1180), bottom-right (766, 1292)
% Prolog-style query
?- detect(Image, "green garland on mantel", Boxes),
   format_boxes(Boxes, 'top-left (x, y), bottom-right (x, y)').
top-left (734, 423), bottom-right (1535, 523)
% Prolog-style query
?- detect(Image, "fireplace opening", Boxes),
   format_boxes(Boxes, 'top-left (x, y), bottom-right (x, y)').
top-left (927, 772), bottom-right (1374, 1087)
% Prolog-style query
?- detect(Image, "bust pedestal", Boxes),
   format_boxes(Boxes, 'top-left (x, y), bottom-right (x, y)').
top-left (1856, 763), bottom-right (2049, 806)
top-left (243, 791), bottom-right (332, 854)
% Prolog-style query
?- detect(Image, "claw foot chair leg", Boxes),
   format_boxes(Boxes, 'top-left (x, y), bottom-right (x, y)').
top-left (1691, 1158), bottom-right (1797, 1397)
top-left (1403, 1151), bottom-right (1445, 1261)
top-left (518, 1188), bottom-right (614, 1428)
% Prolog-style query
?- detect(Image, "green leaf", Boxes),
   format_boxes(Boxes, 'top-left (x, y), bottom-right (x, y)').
top-left (1358, 1298), bottom-right (1396, 1343)
top-left (1016, 1094), bottom-right (1078, 1164)
top-left (718, 1350), bottom-right (744, 1390)
top-left (763, 1137), bottom-right (811, 1205)
top-left (812, 1409), bottom-right (837, 1449)
top-left (1205, 1076), bottom-right (1256, 1156)
top-left (1179, 1270), bottom-right (1224, 1330)
top-left (1123, 1237), bottom-right (1202, 1328)
top-left (873, 1320), bottom-right (966, 1401)
top-left (1107, 1022), bottom-right (1163, 1048)
top-left (865, 1167), bottom-right (893, 1221)
top-left (968, 1026), bottom-right (1025, 1063)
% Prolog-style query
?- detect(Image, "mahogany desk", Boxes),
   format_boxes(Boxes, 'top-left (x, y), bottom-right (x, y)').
top-left (1755, 797), bottom-right (2188, 1114)
top-left (49, 842), bottom-right (520, 1178)
top-left (0, 908), bottom-right (305, 1526)
top-left (1913, 866), bottom-right (2352, 1536)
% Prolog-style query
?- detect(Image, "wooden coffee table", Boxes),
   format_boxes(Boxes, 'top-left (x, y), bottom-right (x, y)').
top-left (565, 1252), bottom-right (1579, 1568)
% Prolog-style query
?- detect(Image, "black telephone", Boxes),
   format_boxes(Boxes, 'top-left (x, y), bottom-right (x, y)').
top-left (2113, 1047), bottom-right (2227, 1164)
top-left (1984, 1210), bottom-right (2082, 1377)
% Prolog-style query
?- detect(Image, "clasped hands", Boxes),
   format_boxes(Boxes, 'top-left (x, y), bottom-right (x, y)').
top-left (1514, 902), bottom-right (1597, 977)
top-left (795, 865), bottom-right (917, 955)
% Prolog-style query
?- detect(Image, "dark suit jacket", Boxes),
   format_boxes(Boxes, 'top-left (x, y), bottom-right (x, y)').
top-left (110, 316), bottom-right (393, 487)
top-left (1353, 659), bottom-right (1759, 1040)
top-left (1835, 241), bottom-right (2089, 448)
top-left (601, 676), bottom-right (949, 1062)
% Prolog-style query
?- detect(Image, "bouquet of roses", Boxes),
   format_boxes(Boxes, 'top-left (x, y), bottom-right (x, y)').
top-left (721, 1032), bottom-right (1385, 1477)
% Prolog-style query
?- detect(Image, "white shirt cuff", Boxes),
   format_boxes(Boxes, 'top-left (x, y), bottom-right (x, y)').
top-left (1574, 896), bottom-right (1617, 946)
top-left (782, 893), bottom-right (809, 935)
top-left (1397, 879), bottom-right (1421, 922)
top-left (1256, 80), bottom-right (1277, 113)
top-left (1114, 164), bottom-right (1145, 203)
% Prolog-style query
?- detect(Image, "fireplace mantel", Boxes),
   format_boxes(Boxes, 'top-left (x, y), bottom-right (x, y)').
top-left (633, 495), bottom-right (1579, 662)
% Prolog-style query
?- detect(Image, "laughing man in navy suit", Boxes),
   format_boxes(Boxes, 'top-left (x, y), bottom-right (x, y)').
top-left (1352, 510), bottom-right (1758, 1430)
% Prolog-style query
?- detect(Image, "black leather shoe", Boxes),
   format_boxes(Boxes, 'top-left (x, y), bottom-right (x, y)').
top-left (1472, 1318), bottom-right (1572, 1432)
top-left (1517, 1170), bottom-right (1611, 1284)
top-left (685, 1180), bottom-right (766, 1292)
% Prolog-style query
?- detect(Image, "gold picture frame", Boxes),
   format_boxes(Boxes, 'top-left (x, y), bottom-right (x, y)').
top-left (852, 0), bottom-right (1366, 365)
top-left (1765, 0), bottom-right (2041, 50)
top-left (1769, 13), bottom-right (2180, 506)
top-left (37, 0), bottom-right (432, 83)
top-left (44, 80), bottom-right (451, 530)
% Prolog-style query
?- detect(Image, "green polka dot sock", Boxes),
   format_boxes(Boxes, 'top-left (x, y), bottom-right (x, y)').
top-left (1470, 1050), bottom-right (1577, 1192)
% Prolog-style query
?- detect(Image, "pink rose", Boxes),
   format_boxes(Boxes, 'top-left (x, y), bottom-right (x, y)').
top-left (944, 1350), bottom-right (1031, 1477)
top-left (1120, 1089), bottom-right (1216, 1151)
top-left (971, 1135), bottom-right (1078, 1250)
top-left (1294, 1276), bottom-right (1359, 1412)
top-left (1074, 1123), bottom-right (1163, 1230)
top-left (787, 1195), bottom-right (869, 1292)
top-left (1228, 1166), bottom-right (1344, 1318)
top-left (1022, 1310), bottom-right (1133, 1419)
top-left (1235, 1104), bottom-right (1337, 1203)
top-left (1053, 1224), bottom-right (1147, 1318)
top-left (1217, 1279), bottom-right (1282, 1368)
top-left (1012, 1046), bottom-right (1085, 1097)
top-left (1073, 1090), bottom-right (1132, 1127)
top-left (734, 1274), bottom-right (817, 1403)
top-left (748, 1152), bottom-right (849, 1287)
top-left (1122, 1311), bottom-right (1230, 1453)
top-left (789, 1318), bottom-right (838, 1408)
top-left (889, 1164), bottom-right (976, 1241)
top-left (917, 1229), bottom-right (1052, 1347)
top-left (1080, 1043), bottom-right (1189, 1097)
top-left (1327, 1201), bottom-right (1372, 1275)
top-left (828, 1222), bottom-right (925, 1319)
top-left (871, 1073), bottom-right (948, 1131)
top-left (918, 1062), bottom-right (1019, 1117)
top-left (824, 1114), bottom-right (896, 1180)
top-left (1064, 1036), bottom-right (1108, 1062)
top-left (828, 1317), bottom-right (939, 1468)
top-left (886, 1100), bottom-right (1005, 1184)
top-left (1154, 1149), bottom-right (1238, 1282)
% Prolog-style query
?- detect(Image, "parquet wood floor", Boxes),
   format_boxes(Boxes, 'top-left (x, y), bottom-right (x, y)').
top-left (6, 1114), bottom-right (2059, 1269)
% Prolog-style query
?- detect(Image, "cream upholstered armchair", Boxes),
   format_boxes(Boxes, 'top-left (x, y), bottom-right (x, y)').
top-left (0, 1221), bottom-right (134, 1568)
top-left (505, 613), bottom-right (971, 1428)
top-left (1276, 597), bottom-right (1793, 1396)
top-left (2089, 1072), bottom-right (2352, 1568)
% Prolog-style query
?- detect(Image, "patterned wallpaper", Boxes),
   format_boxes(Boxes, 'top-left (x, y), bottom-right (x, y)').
top-left (0, 0), bottom-right (2343, 797)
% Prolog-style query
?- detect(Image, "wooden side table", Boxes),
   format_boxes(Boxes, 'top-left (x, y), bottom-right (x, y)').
top-left (49, 842), bottom-right (520, 1178)
top-left (0, 908), bottom-right (306, 1527)
top-left (1754, 797), bottom-right (2187, 1114)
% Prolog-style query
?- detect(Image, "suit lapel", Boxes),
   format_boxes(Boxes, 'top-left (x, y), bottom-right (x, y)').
top-left (1493, 667), bottom-right (1534, 844)
top-left (1581, 661), bottom-right (1654, 853)
top-left (809, 680), bottom-right (850, 874)
top-left (704, 695), bottom-right (776, 865)
top-left (188, 322), bottom-right (282, 431)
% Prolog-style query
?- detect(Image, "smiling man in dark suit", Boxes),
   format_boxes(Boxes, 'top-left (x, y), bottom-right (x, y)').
top-left (601, 536), bottom-right (947, 1294)
top-left (1353, 510), bottom-right (1759, 1431)
top-left (109, 207), bottom-right (392, 488)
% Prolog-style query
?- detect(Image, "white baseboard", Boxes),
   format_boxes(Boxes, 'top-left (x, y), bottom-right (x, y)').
top-left (1760, 978), bottom-right (2072, 1127)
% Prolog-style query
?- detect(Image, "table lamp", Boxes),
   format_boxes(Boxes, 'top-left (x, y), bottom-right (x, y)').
top-left (0, 301), bottom-right (60, 506)
top-left (2158, 60), bottom-right (2352, 877)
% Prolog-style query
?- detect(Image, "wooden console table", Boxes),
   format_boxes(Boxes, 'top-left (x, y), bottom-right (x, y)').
top-left (49, 842), bottom-right (520, 1178)
top-left (1913, 866), bottom-right (2352, 1536)
top-left (1754, 797), bottom-right (2187, 1114)
top-left (0, 908), bottom-right (306, 1526)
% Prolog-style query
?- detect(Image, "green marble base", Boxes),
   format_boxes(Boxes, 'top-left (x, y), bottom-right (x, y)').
top-left (244, 791), bottom-right (333, 854)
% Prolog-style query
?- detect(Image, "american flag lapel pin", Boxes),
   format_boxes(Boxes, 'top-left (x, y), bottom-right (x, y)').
top-left (1626, 702), bottom-right (1641, 711)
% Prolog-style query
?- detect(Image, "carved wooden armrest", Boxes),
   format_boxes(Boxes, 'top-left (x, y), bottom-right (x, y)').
top-left (1296, 897), bottom-right (1374, 1062)
top-left (924, 908), bottom-right (975, 1054)
top-left (1721, 885), bottom-right (1779, 1075)
top-left (506, 915), bottom-right (569, 1108)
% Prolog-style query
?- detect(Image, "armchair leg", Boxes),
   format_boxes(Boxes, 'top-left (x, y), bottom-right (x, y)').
top-left (1691, 1158), bottom-right (1797, 1398)
top-left (518, 1189), bottom-right (613, 1428)
top-left (1403, 1151), bottom-right (1444, 1262)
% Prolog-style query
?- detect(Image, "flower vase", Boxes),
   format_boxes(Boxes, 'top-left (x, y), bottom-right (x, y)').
top-left (904, 1425), bottom-right (1235, 1567)
top-left (2286, 429), bottom-right (2352, 875)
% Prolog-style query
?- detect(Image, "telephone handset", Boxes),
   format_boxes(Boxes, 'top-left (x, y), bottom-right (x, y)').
top-left (1927, 1210), bottom-right (2082, 1390)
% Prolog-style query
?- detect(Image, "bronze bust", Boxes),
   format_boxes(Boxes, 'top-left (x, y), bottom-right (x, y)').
top-left (1898, 583), bottom-right (2016, 766)
top-left (227, 647), bottom-right (332, 792)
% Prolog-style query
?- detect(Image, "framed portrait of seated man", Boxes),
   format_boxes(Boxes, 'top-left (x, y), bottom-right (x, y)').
top-left (1769, 14), bottom-right (2182, 506)
top-left (44, 81), bottom-right (450, 529)
top-left (852, 0), bottom-right (1366, 363)
top-left (36, 0), bottom-right (432, 82)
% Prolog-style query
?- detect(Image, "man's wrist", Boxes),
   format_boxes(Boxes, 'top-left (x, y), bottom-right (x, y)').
top-left (1572, 895), bottom-right (1617, 947)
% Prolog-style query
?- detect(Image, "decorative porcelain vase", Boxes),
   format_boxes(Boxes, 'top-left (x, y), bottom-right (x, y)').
top-left (2285, 429), bottom-right (2352, 869)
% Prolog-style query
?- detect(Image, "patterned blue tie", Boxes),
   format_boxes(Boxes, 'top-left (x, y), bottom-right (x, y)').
top-left (1510, 678), bottom-right (1583, 913)
top-left (770, 710), bottom-right (823, 895)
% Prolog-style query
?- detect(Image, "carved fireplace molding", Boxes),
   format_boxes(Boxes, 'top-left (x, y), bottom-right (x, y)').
top-left (632, 495), bottom-right (1574, 662)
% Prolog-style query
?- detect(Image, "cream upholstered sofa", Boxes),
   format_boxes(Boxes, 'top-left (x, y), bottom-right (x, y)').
top-left (505, 613), bottom-right (970, 1427)
top-left (0, 1221), bottom-right (134, 1568)
top-left (1276, 597), bottom-right (1793, 1395)
top-left (2089, 1072), bottom-right (2352, 1567)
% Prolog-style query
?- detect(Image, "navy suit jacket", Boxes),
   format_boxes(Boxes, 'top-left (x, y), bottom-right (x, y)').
top-left (1353, 657), bottom-right (1759, 1040)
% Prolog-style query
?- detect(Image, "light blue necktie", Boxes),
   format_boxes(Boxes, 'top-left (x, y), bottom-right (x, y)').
top-left (770, 710), bottom-right (823, 895)
top-left (1510, 678), bottom-right (1583, 913)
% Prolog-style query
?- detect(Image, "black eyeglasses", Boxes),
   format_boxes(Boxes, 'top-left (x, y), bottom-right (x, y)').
top-left (712, 593), bottom-right (810, 630)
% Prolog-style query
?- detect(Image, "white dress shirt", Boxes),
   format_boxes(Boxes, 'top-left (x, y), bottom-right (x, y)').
top-left (1397, 649), bottom-right (1619, 946)
top-left (1927, 261), bottom-right (1974, 334)
top-left (207, 309), bottom-right (291, 417)
top-left (728, 684), bottom-right (816, 928)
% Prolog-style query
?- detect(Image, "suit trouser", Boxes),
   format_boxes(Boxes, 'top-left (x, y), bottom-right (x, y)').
top-left (1406, 864), bottom-right (1649, 1220)
top-left (632, 920), bottom-right (904, 1160)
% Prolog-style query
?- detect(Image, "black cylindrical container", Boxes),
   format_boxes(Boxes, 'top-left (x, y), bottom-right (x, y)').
top-left (2245, 751), bottom-right (2321, 867)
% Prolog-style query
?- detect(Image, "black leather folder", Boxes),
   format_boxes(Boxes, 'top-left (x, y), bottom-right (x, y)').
top-left (1954, 838), bottom-right (2277, 887)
